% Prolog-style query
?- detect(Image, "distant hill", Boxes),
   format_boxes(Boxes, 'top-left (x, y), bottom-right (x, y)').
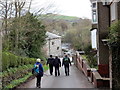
top-left (37, 13), bottom-right (91, 39)
top-left (38, 13), bottom-right (81, 23)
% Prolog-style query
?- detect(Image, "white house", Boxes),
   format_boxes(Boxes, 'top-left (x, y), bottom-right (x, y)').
top-left (43, 32), bottom-right (62, 57)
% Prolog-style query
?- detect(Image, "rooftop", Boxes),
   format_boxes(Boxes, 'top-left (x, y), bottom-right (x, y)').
top-left (46, 32), bottom-right (61, 39)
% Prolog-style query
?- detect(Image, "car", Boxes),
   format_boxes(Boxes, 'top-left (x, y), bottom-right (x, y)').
top-left (77, 51), bottom-right (85, 55)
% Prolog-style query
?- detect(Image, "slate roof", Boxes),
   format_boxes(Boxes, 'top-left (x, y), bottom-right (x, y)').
top-left (46, 32), bottom-right (61, 39)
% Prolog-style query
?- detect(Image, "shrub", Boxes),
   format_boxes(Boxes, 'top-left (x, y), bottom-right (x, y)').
top-left (17, 56), bottom-right (22, 66)
top-left (108, 21), bottom-right (120, 89)
top-left (9, 53), bottom-right (17, 68)
top-left (2, 64), bottom-right (33, 88)
top-left (83, 45), bottom-right (97, 68)
top-left (2, 52), bottom-right (10, 71)
top-left (2, 52), bottom-right (36, 71)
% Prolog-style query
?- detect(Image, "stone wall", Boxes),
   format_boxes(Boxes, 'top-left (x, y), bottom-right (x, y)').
top-left (45, 38), bottom-right (62, 57)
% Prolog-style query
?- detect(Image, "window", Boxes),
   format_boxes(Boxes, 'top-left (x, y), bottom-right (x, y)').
top-left (92, 3), bottom-right (96, 8)
top-left (92, 10), bottom-right (97, 23)
top-left (91, 29), bottom-right (97, 49)
top-left (52, 42), bottom-right (54, 45)
top-left (111, 2), bottom-right (117, 21)
top-left (57, 47), bottom-right (59, 50)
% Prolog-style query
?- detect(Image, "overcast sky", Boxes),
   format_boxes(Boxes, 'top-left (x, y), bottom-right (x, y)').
top-left (30, 0), bottom-right (92, 19)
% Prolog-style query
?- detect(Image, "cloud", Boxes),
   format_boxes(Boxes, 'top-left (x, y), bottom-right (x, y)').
top-left (30, 0), bottom-right (92, 19)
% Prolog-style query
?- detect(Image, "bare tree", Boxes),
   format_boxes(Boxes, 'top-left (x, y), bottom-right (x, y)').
top-left (14, 0), bottom-right (25, 17)
top-left (0, 0), bottom-right (13, 35)
top-left (28, 0), bottom-right (32, 12)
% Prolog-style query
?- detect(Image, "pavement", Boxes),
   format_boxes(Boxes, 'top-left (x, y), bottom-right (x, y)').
top-left (17, 63), bottom-right (94, 88)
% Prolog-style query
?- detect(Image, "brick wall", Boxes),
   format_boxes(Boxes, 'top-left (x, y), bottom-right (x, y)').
top-left (117, 1), bottom-right (120, 20)
top-left (97, 2), bottom-right (109, 65)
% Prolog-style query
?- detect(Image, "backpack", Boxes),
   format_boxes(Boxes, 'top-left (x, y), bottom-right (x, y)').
top-left (32, 64), bottom-right (39, 76)
top-left (63, 57), bottom-right (69, 65)
top-left (64, 57), bottom-right (69, 61)
top-left (32, 63), bottom-right (43, 77)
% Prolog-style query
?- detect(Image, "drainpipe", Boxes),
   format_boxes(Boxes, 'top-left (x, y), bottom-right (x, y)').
top-left (106, 4), bottom-right (112, 88)
top-left (0, 19), bottom-right (2, 73)
top-left (107, 5), bottom-right (111, 27)
top-left (107, 5), bottom-right (112, 89)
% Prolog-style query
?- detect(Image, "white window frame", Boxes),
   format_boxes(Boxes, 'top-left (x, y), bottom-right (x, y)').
top-left (91, 29), bottom-right (97, 50)
top-left (111, 2), bottom-right (118, 21)
top-left (91, 1), bottom-right (98, 24)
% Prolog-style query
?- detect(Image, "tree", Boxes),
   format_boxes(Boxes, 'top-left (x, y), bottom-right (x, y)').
top-left (9, 12), bottom-right (46, 58)
top-left (0, 0), bottom-right (13, 35)
top-left (0, 0), bottom-right (47, 54)
top-left (14, 0), bottom-right (25, 17)
top-left (63, 19), bottom-right (91, 50)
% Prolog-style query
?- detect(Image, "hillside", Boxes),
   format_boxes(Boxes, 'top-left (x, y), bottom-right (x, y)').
top-left (38, 13), bottom-right (81, 22)
top-left (37, 13), bottom-right (91, 51)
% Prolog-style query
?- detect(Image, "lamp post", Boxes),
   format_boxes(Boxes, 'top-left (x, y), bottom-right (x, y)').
top-left (48, 38), bottom-right (51, 56)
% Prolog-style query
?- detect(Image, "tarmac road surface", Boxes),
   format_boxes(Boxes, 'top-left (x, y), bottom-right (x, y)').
top-left (18, 64), bottom-right (94, 88)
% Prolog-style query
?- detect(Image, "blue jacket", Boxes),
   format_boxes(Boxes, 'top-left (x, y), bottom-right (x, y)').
top-left (34, 62), bottom-right (44, 76)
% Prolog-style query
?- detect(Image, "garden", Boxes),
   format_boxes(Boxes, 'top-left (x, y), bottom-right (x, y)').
top-left (1, 52), bottom-right (48, 89)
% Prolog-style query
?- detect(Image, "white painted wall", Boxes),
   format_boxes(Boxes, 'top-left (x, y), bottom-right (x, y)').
top-left (45, 38), bottom-right (62, 57)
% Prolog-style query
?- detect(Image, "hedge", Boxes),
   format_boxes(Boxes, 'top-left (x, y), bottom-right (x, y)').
top-left (5, 73), bottom-right (32, 88)
top-left (1, 52), bottom-right (47, 89)
top-left (1, 65), bottom-right (49, 89)
top-left (2, 52), bottom-right (36, 71)
top-left (1, 64), bottom-right (33, 88)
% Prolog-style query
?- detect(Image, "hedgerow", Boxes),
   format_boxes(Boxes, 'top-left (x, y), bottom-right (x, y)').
top-left (2, 64), bottom-right (33, 88)
top-left (108, 21), bottom-right (120, 89)
top-left (1, 65), bottom-right (48, 89)
top-left (2, 52), bottom-right (36, 71)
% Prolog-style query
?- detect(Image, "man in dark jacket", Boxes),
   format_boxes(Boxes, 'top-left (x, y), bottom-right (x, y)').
top-left (33, 58), bottom-right (44, 88)
top-left (46, 55), bottom-right (54, 75)
top-left (62, 55), bottom-right (71, 76)
top-left (54, 56), bottom-right (61, 76)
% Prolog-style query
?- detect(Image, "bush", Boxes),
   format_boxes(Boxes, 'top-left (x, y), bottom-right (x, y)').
top-left (83, 45), bottom-right (97, 68)
top-left (1, 64), bottom-right (48, 89)
top-left (2, 52), bottom-right (36, 71)
top-left (9, 54), bottom-right (18, 68)
top-left (17, 57), bottom-right (22, 66)
top-left (108, 21), bottom-right (120, 89)
top-left (2, 52), bottom-right (10, 71)
top-left (2, 64), bottom-right (33, 88)
top-left (4, 73), bottom-right (32, 88)
top-left (29, 58), bottom-right (36, 64)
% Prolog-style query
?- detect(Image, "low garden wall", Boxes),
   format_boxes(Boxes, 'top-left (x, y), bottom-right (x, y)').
top-left (75, 51), bottom-right (110, 88)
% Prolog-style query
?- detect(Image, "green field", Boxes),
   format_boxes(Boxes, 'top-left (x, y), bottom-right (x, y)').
top-left (38, 14), bottom-right (80, 21)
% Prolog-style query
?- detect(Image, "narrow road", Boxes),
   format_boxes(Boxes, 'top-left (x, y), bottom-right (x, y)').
top-left (18, 64), bottom-right (94, 88)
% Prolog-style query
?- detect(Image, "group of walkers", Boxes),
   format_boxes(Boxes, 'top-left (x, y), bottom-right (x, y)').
top-left (47, 55), bottom-right (61, 76)
top-left (46, 55), bottom-right (71, 77)
top-left (32, 54), bottom-right (72, 88)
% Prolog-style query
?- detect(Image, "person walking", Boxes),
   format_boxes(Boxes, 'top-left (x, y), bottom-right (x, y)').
top-left (62, 55), bottom-right (71, 76)
top-left (33, 58), bottom-right (44, 88)
top-left (54, 56), bottom-right (61, 77)
top-left (46, 55), bottom-right (54, 75)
